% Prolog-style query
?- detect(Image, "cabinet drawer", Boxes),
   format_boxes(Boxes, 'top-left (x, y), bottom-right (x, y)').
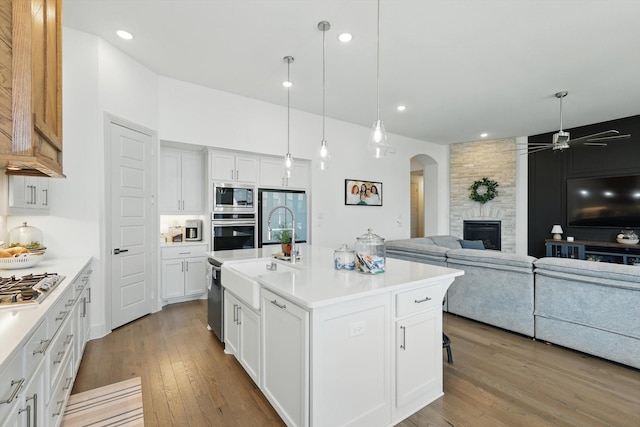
top-left (47, 319), bottom-right (74, 398)
top-left (48, 287), bottom-right (74, 335)
top-left (0, 351), bottom-right (24, 422)
top-left (395, 285), bottom-right (442, 318)
top-left (47, 350), bottom-right (74, 425)
top-left (161, 244), bottom-right (207, 260)
top-left (24, 320), bottom-right (48, 376)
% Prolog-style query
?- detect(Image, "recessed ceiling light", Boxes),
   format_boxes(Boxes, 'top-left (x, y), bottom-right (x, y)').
top-left (116, 30), bottom-right (134, 40)
top-left (338, 33), bottom-right (352, 43)
top-left (480, 133), bottom-right (488, 138)
top-left (282, 81), bottom-right (293, 88)
top-left (396, 105), bottom-right (406, 112)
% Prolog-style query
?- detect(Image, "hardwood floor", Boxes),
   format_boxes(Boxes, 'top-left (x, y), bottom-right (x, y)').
top-left (73, 300), bottom-right (640, 427)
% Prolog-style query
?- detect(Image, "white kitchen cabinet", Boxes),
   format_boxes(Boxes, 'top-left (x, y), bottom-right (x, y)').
top-left (261, 288), bottom-right (309, 427)
top-left (8, 175), bottom-right (50, 214)
top-left (161, 244), bottom-right (207, 300)
top-left (210, 150), bottom-right (257, 183)
top-left (259, 157), bottom-right (309, 189)
top-left (392, 283), bottom-right (445, 421)
top-left (13, 362), bottom-right (45, 427)
top-left (159, 148), bottom-right (204, 214)
top-left (224, 289), bottom-right (261, 386)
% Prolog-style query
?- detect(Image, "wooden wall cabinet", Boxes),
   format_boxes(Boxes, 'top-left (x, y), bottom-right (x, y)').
top-left (0, 0), bottom-right (64, 177)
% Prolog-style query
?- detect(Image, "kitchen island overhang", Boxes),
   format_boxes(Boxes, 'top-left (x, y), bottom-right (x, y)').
top-left (212, 245), bottom-right (463, 427)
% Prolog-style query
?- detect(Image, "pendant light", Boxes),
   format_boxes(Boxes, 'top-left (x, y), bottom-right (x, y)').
top-left (317, 21), bottom-right (331, 171)
top-left (283, 56), bottom-right (294, 178)
top-left (368, 0), bottom-right (389, 159)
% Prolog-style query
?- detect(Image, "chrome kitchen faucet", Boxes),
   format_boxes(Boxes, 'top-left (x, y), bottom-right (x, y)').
top-left (266, 205), bottom-right (296, 264)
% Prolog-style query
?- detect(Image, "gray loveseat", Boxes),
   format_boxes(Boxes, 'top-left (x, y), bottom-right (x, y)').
top-left (386, 236), bottom-right (640, 369)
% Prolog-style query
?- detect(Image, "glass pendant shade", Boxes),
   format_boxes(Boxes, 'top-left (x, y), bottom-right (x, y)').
top-left (284, 152), bottom-right (293, 178)
top-left (368, 119), bottom-right (389, 158)
top-left (317, 139), bottom-right (330, 170)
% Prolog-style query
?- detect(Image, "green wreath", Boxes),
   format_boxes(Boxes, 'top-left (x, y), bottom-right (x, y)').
top-left (469, 177), bottom-right (499, 205)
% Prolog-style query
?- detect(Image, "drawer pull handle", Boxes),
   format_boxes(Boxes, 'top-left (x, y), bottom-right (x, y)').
top-left (414, 296), bottom-right (432, 304)
top-left (63, 377), bottom-right (73, 390)
top-left (53, 351), bottom-right (65, 365)
top-left (0, 378), bottom-right (25, 404)
top-left (18, 405), bottom-right (31, 427)
top-left (26, 393), bottom-right (38, 427)
top-left (270, 299), bottom-right (287, 310)
top-left (55, 311), bottom-right (68, 321)
top-left (33, 339), bottom-right (50, 355)
top-left (400, 325), bottom-right (407, 350)
top-left (52, 400), bottom-right (65, 417)
top-left (64, 334), bottom-right (74, 346)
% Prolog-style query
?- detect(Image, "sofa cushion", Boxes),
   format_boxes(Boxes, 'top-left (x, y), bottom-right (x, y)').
top-left (534, 257), bottom-right (640, 290)
top-left (460, 239), bottom-right (485, 250)
top-left (446, 248), bottom-right (536, 269)
top-left (429, 235), bottom-right (463, 249)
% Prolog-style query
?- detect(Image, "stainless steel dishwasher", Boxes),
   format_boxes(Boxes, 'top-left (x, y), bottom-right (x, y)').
top-left (207, 257), bottom-right (223, 342)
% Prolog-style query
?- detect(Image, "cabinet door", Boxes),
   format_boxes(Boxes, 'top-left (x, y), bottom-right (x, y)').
top-left (180, 152), bottom-right (204, 212)
top-left (238, 305), bottom-right (260, 385)
top-left (13, 363), bottom-right (44, 427)
top-left (235, 155), bottom-right (257, 183)
top-left (223, 291), bottom-right (240, 356)
top-left (161, 259), bottom-right (186, 299)
top-left (259, 158), bottom-right (287, 188)
top-left (8, 176), bottom-right (31, 208)
top-left (159, 150), bottom-right (182, 212)
top-left (35, 177), bottom-right (50, 209)
top-left (210, 151), bottom-right (236, 181)
top-left (184, 257), bottom-right (207, 296)
top-left (395, 309), bottom-right (441, 410)
top-left (287, 163), bottom-right (309, 189)
top-left (261, 289), bottom-right (309, 427)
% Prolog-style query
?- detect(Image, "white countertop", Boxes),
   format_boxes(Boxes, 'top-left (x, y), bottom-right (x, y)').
top-left (214, 246), bottom-right (463, 309)
top-left (0, 257), bottom-right (92, 366)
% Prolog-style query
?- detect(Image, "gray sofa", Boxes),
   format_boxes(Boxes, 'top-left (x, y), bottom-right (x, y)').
top-left (534, 257), bottom-right (640, 369)
top-left (386, 236), bottom-right (640, 369)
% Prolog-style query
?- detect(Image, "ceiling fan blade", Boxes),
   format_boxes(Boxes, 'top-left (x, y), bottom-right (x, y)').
top-left (525, 145), bottom-right (555, 154)
top-left (569, 130), bottom-right (621, 145)
top-left (586, 134), bottom-right (631, 142)
top-left (583, 142), bottom-right (607, 146)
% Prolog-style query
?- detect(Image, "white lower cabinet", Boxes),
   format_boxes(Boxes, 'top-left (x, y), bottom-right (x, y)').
top-left (224, 290), bottom-right (261, 385)
top-left (0, 260), bottom-right (93, 427)
top-left (261, 288), bottom-right (309, 427)
top-left (161, 244), bottom-right (207, 300)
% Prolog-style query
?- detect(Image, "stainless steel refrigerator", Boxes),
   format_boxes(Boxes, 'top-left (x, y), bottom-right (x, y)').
top-left (258, 188), bottom-right (307, 247)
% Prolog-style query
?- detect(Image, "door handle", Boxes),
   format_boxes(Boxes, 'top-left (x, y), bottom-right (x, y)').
top-left (113, 248), bottom-right (129, 255)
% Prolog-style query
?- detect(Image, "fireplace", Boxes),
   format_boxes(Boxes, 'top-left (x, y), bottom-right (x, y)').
top-left (463, 220), bottom-right (501, 251)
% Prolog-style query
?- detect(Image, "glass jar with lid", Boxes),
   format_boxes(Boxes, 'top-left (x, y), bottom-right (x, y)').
top-left (334, 244), bottom-right (356, 270)
top-left (355, 228), bottom-right (385, 274)
top-left (8, 222), bottom-right (44, 249)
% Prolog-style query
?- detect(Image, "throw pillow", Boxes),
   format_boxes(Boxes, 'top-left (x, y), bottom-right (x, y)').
top-left (460, 239), bottom-right (485, 250)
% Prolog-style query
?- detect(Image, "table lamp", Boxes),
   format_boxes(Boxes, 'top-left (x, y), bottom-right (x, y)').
top-left (551, 225), bottom-right (563, 240)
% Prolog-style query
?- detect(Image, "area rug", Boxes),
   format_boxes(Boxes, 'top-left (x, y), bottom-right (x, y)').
top-left (62, 377), bottom-right (144, 427)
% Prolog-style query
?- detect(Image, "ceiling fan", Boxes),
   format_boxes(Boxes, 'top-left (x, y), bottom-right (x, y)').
top-left (519, 91), bottom-right (631, 154)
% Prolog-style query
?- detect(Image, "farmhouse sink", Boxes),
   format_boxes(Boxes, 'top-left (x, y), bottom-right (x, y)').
top-left (221, 258), bottom-right (299, 310)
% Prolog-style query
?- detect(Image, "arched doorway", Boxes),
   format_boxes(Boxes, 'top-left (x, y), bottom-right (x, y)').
top-left (410, 154), bottom-right (438, 237)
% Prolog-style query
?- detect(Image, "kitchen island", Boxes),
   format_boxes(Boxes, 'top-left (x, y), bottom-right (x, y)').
top-left (210, 246), bottom-right (463, 427)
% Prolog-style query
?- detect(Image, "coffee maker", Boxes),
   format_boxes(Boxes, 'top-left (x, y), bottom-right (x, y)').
top-left (184, 219), bottom-right (202, 241)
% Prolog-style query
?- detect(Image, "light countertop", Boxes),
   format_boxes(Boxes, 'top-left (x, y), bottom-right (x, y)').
top-left (214, 245), bottom-right (463, 309)
top-left (0, 257), bottom-right (93, 366)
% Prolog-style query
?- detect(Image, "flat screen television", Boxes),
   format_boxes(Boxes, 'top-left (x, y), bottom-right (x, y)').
top-left (567, 175), bottom-right (640, 227)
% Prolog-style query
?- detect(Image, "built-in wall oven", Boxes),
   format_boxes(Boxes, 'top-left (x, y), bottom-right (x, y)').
top-left (211, 183), bottom-right (257, 251)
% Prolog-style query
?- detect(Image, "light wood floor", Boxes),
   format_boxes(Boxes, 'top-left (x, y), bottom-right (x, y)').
top-left (72, 300), bottom-right (640, 427)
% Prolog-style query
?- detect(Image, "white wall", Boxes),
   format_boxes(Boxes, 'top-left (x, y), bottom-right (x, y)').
top-left (158, 77), bottom-right (451, 249)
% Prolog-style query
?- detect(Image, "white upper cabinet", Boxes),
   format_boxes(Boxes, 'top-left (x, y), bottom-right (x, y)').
top-left (210, 150), bottom-right (257, 183)
top-left (259, 157), bottom-right (309, 189)
top-left (8, 176), bottom-right (51, 215)
top-left (159, 148), bottom-right (204, 214)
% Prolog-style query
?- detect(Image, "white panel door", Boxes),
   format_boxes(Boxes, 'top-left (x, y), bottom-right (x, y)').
top-left (110, 122), bottom-right (154, 329)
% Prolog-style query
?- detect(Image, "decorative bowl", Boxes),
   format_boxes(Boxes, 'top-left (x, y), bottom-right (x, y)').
top-left (617, 238), bottom-right (639, 245)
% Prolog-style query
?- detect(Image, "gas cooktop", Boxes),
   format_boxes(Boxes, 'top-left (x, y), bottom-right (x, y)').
top-left (0, 273), bottom-right (65, 308)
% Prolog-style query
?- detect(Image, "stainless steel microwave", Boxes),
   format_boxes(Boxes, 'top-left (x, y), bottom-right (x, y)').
top-left (213, 183), bottom-right (255, 213)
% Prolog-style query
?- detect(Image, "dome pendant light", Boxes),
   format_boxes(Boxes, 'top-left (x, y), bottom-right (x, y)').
top-left (317, 21), bottom-right (331, 171)
top-left (283, 56), bottom-right (294, 178)
top-left (368, 0), bottom-right (389, 159)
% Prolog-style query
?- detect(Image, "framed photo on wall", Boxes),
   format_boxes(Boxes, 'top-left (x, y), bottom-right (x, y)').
top-left (345, 179), bottom-right (383, 206)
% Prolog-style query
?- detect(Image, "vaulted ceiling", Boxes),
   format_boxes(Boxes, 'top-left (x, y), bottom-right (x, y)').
top-left (63, 0), bottom-right (640, 144)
